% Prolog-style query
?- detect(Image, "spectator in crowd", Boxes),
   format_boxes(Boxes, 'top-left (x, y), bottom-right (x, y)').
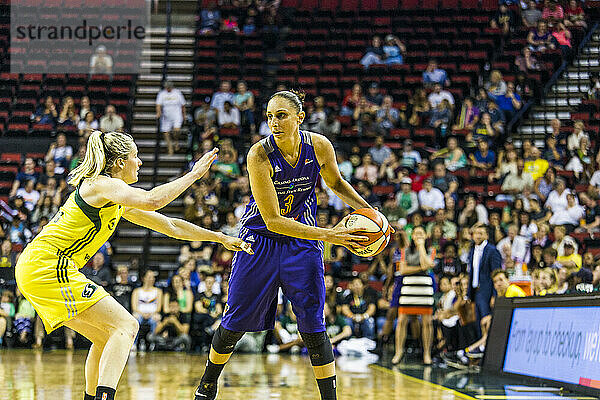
top-left (458, 195), bottom-right (489, 228)
top-left (217, 101), bottom-right (241, 130)
top-left (233, 81), bottom-right (255, 134)
top-left (501, 159), bottom-right (534, 198)
top-left (360, 36), bottom-right (385, 69)
top-left (389, 227), bottom-right (435, 365)
top-left (32, 96), bottom-right (58, 127)
top-left (486, 70), bottom-right (508, 101)
top-left (423, 59), bottom-right (450, 87)
top-left (156, 81), bottom-right (186, 155)
top-left (57, 96), bottom-right (79, 127)
top-left (0, 290), bottom-right (14, 346)
top-left (375, 95), bottom-right (399, 134)
top-left (132, 270), bottom-right (163, 350)
top-left (433, 276), bottom-right (460, 353)
top-left (78, 111), bottom-right (99, 138)
top-left (452, 97), bottom-right (479, 131)
top-left (528, 20), bottom-right (555, 52)
top-left (495, 82), bottom-right (522, 121)
top-left (341, 277), bottom-right (377, 340)
top-left (81, 252), bottom-right (112, 288)
top-left (382, 34), bottom-right (406, 65)
top-left (193, 274), bottom-right (223, 352)
top-left (522, 0), bottom-right (542, 28)
top-left (515, 47), bottom-right (540, 73)
top-left (100, 105), bottom-right (125, 132)
top-left (490, 3), bottom-right (514, 35)
top-left (368, 136), bottom-right (392, 166)
top-left (148, 300), bottom-right (192, 352)
top-left (556, 237), bottom-right (582, 273)
top-left (552, 22), bottom-right (572, 57)
top-left (427, 208), bottom-right (458, 240)
top-left (10, 158), bottom-right (38, 198)
top-left (45, 133), bottom-right (72, 175)
top-left (193, 98), bottom-right (218, 146)
top-left (365, 82), bottom-right (384, 106)
top-left (489, 147), bottom-right (517, 183)
top-left (567, 120), bottom-right (589, 152)
top-left (497, 224), bottom-right (530, 266)
top-left (492, 269), bottom-right (527, 298)
top-left (210, 81), bottom-right (235, 112)
top-left (542, 0), bottom-right (564, 26)
top-left (578, 194), bottom-right (600, 232)
top-left (111, 265), bottom-right (135, 312)
top-left (400, 139), bottom-right (422, 171)
top-left (408, 88), bottom-right (431, 127)
top-left (545, 177), bottom-right (572, 214)
top-left (464, 223), bottom-right (502, 358)
top-left (89, 45), bottom-right (113, 74)
top-left (429, 99), bottom-right (453, 140)
top-left (78, 96), bottom-right (95, 121)
top-left (431, 136), bottom-right (467, 172)
top-left (200, 3), bottom-right (221, 33)
top-left (469, 139), bottom-right (496, 172)
top-left (565, 0), bottom-right (586, 28)
top-left (552, 225), bottom-right (578, 256)
top-left (303, 96), bottom-right (326, 131)
top-left (354, 154), bottom-right (379, 185)
top-left (524, 147), bottom-right (549, 181)
top-left (418, 178), bottom-right (445, 216)
top-left (549, 193), bottom-right (584, 230)
top-left (13, 287), bottom-right (36, 346)
top-left (396, 177), bottom-right (419, 217)
top-left (431, 161), bottom-right (458, 197)
top-left (341, 84), bottom-right (363, 116)
top-left (164, 274), bottom-right (193, 315)
top-left (316, 111), bottom-right (341, 141)
top-left (428, 83), bottom-right (455, 109)
top-left (544, 136), bottom-right (566, 167)
top-left (15, 180), bottom-right (40, 212)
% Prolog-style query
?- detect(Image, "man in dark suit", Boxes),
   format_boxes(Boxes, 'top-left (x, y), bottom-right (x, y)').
top-left (464, 222), bottom-right (502, 359)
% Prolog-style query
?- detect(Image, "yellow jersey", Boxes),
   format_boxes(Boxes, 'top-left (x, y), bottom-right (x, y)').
top-left (31, 186), bottom-right (124, 268)
top-left (505, 284), bottom-right (527, 298)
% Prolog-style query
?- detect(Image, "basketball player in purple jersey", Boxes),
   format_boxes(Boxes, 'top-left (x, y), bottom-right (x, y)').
top-left (193, 90), bottom-right (373, 400)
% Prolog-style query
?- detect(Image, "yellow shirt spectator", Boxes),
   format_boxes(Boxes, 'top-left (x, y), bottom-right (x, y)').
top-left (557, 253), bottom-right (582, 272)
top-left (524, 158), bottom-right (549, 181)
top-left (505, 284), bottom-right (527, 297)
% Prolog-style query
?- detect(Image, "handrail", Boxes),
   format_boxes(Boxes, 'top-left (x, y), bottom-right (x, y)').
top-left (506, 21), bottom-right (599, 136)
top-left (142, 0), bottom-right (172, 269)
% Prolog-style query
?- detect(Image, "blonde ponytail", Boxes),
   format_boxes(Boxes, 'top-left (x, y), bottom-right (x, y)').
top-left (68, 130), bottom-right (134, 187)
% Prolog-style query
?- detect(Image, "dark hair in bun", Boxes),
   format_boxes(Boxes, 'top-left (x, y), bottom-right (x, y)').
top-left (269, 89), bottom-right (306, 113)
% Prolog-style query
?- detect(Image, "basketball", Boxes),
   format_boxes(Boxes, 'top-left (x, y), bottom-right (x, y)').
top-left (344, 208), bottom-right (392, 257)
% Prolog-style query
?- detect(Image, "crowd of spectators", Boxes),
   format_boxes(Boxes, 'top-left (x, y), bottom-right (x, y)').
top-left (0, 1), bottom-right (598, 367)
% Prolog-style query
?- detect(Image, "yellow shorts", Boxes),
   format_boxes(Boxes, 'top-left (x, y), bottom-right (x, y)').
top-left (15, 243), bottom-right (110, 333)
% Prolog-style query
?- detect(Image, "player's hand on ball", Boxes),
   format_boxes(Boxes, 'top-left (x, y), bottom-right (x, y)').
top-left (192, 147), bottom-right (219, 179)
top-left (220, 235), bottom-right (254, 255)
top-left (329, 221), bottom-right (369, 249)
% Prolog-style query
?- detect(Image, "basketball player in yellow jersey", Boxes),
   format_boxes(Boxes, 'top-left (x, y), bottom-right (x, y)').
top-left (15, 130), bottom-right (253, 400)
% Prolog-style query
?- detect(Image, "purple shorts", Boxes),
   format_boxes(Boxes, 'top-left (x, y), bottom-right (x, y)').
top-left (221, 229), bottom-right (326, 333)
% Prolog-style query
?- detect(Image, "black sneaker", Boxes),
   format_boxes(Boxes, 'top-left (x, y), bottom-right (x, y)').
top-left (194, 381), bottom-right (218, 400)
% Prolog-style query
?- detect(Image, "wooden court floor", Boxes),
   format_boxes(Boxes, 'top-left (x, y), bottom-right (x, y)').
top-left (0, 350), bottom-right (467, 400)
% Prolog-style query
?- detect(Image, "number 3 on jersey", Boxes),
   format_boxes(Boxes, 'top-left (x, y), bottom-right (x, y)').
top-left (281, 194), bottom-right (294, 215)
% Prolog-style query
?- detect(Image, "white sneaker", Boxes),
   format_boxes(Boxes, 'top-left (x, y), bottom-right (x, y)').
top-left (267, 344), bottom-right (280, 354)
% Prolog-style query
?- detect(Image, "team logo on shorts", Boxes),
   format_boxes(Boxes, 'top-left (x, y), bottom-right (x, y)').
top-left (107, 218), bottom-right (117, 230)
top-left (82, 283), bottom-right (98, 298)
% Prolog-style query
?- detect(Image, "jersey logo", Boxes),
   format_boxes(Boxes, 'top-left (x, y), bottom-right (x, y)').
top-left (84, 254), bottom-right (91, 262)
top-left (274, 165), bottom-right (282, 173)
top-left (108, 218), bottom-right (117, 230)
top-left (305, 158), bottom-right (313, 165)
top-left (246, 235), bottom-right (255, 242)
top-left (82, 283), bottom-right (98, 298)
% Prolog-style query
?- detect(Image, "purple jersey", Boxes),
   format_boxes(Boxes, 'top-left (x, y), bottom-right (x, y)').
top-left (240, 131), bottom-right (320, 238)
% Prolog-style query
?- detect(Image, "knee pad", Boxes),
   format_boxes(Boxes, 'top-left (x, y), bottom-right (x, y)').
top-left (300, 331), bottom-right (334, 366)
top-left (212, 325), bottom-right (245, 354)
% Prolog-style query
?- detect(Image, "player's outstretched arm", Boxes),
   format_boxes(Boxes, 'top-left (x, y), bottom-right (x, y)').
top-left (122, 207), bottom-right (253, 254)
top-left (311, 133), bottom-right (372, 211)
top-left (94, 148), bottom-right (219, 211)
top-left (247, 143), bottom-right (367, 248)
